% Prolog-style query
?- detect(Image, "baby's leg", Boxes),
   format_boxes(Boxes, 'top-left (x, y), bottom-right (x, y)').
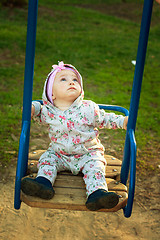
top-left (82, 160), bottom-right (108, 197)
top-left (82, 160), bottom-right (119, 210)
top-left (21, 150), bottom-right (64, 199)
top-left (37, 151), bottom-right (58, 184)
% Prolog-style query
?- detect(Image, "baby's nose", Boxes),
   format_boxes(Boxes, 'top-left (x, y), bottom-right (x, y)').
top-left (70, 80), bottom-right (75, 85)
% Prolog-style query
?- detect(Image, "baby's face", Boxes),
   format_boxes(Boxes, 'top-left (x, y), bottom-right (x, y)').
top-left (52, 69), bottom-right (81, 104)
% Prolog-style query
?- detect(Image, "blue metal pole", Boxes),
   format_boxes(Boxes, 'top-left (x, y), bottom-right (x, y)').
top-left (121, 0), bottom-right (153, 184)
top-left (120, 0), bottom-right (153, 217)
top-left (14, 0), bottom-right (38, 209)
top-left (99, 104), bottom-right (129, 116)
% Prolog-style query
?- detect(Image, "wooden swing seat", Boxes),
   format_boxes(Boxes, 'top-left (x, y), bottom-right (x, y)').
top-left (20, 150), bottom-right (128, 212)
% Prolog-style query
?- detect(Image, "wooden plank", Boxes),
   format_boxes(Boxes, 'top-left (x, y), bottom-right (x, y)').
top-left (28, 150), bottom-right (122, 166)
top-left (105, 155), bottom-right (122, 166)
top-left (24, 174), bottom-right (127, 192)
top-left (27, 160), bottom-right (38, 174)
top-left (28, 150), bottom-right (45, 159)
top-left (21, 189), bottom-right (127, 206)
top-left (54, 175), bottom-right (127, 192)
top-left (21, 188), bottom-right (128, 212)
top-left (105, 166), bottom-right (121, 178)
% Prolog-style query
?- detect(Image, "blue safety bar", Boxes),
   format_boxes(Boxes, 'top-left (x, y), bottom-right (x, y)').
top-left (14, 0), bottom-right (153, 218)
top-left (121, 0), bottom-right (153, 217)
top-left (14, 0), bottom-right (39, 210)
top-left (99, 104), bottom-right (129, 116)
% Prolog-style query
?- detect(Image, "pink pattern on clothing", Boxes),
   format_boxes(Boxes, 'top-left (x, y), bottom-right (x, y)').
top-left (48, 112), bottom-right (54, 118)
top-left (51, 136), bottom-right (57, 142)
top-left (55, 152), bottom-right (61, 158)
top-left (83, 101), bottom-right (90, 107)
top-left (83, 174), bottom-right (88, 179)
top-left (82, 117), bottom-right (88, 124)
top-left (43, 101), bottom-right (47, 105)
top-left (90, 164), bottom-right (94, 168)
top-left (99, 121), bottom-right (105, 129)
top-left (90, 151), bottom-right (97, 156)
top-left (41, 161), bottom-right (51, 166)
top-left (59, 115), bottom-right (66, 120)
top-left (111, 122), bottom-right (117, 129)
top-left (67, 120), bottom-right (74, 130)
top-left (62, 133), bottom-right (69, 139)
top-left (59, 150), bottom-right (69, 155)
top-left (41, 113), bottom-right (46, 121)
top-left (72, 136), bottom-right (81, 144)
top-left (95, 172), bottom-right (102, 179)
top-left (43, 170), bottom-right (53, 176)
top-left (74, 154), bottom-right (82, 159)
top-left (94, 108), bottom-right (99, 117)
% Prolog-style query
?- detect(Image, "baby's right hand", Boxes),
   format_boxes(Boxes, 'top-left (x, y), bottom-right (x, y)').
top-left (155, 0), bottom-right (160, 4)
top-left (31, 105), bottom-right (35, 119)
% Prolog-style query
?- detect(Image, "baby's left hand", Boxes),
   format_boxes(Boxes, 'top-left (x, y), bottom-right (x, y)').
top-left (123, 116), bottom-right (128, 130)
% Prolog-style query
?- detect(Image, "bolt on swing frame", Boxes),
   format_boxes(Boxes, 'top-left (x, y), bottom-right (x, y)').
top-left (14, 0), bottom-right (153, 218)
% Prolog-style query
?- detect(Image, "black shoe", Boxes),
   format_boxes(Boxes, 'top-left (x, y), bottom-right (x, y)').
top-left (21, 177), bottom-right (55, 200)
top-left (85, 189), bottom-right (119, 211)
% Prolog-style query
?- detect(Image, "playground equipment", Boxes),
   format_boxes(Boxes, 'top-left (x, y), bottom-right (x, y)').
top-left (14, 0), bottom-right (154, 218)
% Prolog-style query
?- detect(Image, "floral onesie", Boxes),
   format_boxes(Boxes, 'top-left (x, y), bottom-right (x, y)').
top-left (32, 80), bottom-right (125, 197)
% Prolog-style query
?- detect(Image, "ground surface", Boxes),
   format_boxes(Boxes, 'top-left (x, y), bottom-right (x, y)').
top-left (0, 2), bottom-right (160, 240)
top-left (0, 123), bottom-right (159, 240)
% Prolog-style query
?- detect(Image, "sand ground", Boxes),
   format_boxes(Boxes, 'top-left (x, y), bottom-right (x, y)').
top-left (0, 169), bottom-right (159, 240)
top-left (0, 123), bottom-right (159, 240)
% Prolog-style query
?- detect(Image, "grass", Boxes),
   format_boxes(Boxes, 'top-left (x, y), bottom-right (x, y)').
top-left (0, 0), bottom-right (160, 177)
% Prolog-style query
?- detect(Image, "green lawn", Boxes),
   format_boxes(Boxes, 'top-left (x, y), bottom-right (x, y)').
top-left (0, 0), bottom-right (159, 176)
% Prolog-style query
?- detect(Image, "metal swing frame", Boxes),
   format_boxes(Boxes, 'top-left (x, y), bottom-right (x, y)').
top-left (14, 0), bottom-right (154, 218)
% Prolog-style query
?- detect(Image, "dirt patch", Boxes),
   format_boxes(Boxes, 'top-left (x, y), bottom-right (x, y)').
top-left (77, 2), bottom-right (160, 26)
top-left (0, 172), bottom-right (160, 240)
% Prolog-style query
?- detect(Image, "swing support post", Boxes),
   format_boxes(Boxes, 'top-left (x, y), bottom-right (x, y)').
top-left (121, 0), bottom-right (153, 217)
top-left (14, 0), bottom-right (39, 210)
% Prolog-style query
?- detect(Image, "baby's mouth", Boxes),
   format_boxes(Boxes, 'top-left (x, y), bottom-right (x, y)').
top-left (68, 87), bottom-right (76, 90)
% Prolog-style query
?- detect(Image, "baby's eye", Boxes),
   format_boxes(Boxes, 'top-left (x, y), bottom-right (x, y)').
top-left (61, 78), bottom-right (66, 81)
top-left (73, 78), bottom-right (78, 82)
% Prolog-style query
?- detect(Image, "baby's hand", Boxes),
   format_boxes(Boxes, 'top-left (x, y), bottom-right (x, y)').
top-left (123, 116), bottom-right (128, 130)
top-left (31, 105), bottom-right (35, 119)
top-left (155, 0), bottom-right (160, 4)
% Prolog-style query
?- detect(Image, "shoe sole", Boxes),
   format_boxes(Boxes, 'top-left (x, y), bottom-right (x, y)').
top-left (86, 192), bottom-right (119, 211)
top-left (21, 178), bottom-right (55, 200)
